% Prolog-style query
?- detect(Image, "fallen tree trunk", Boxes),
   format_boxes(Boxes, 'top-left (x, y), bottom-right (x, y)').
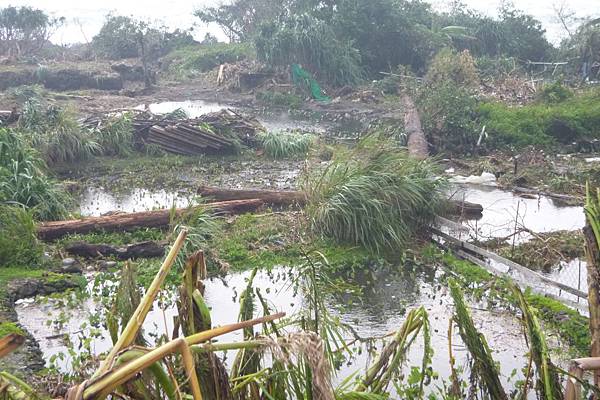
top-left (198, 186), bottom-right (306, 205)
top-left (38, 199), bottom-right (263, 241)
top-left (198, 186), bottom-right (482, 216)
top-left (65, 241), bottom-right (167, 259)
top-left (402, 94), bottom-right (429, 160)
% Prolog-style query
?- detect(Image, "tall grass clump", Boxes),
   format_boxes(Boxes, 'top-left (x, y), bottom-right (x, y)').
top-left (94, 113), bottom-right (134, 156)
top-left (0, 128), bottom-right (70, 220)
top-left (19, 99), bottom-right (100, 164)
top-left (0, 204), bottom-right (42, 268)
top-left (303, 136), bottom-right (446, 253)
top-left (259, 131), bottom-right (315, 159)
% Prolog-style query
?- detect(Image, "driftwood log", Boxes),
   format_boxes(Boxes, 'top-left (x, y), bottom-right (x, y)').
top-left (65, 241), bottom-right (166, 259)
top-left (38, 199), bottom-right (263, 241)
top-left (197, 186), bottom-right (483, 216)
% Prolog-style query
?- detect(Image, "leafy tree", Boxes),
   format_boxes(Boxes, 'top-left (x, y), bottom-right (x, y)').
top-left (0, 6), bottom-right (64, 57)
top-left (92, 14), bottom-right (195, 60)
top-left (560, 18), bottom-right (600, 80)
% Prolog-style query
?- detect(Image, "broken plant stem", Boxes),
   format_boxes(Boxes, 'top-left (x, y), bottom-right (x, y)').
top-left (95, 229), bottom-right (188, 376)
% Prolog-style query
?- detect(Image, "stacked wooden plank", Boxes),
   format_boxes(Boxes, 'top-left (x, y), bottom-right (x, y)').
top-left (196, 109), bottom-right (264, 147)
top-left (145, 122), bottom-right (235, 155)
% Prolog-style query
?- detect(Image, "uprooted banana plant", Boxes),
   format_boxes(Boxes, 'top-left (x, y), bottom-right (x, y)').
top-left (449, 279), bottom-right (509, 400)
top-left (63, 229), bottom-right (285, 400)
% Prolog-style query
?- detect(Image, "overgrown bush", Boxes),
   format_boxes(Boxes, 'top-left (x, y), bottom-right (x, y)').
top-left (303, 136), bottom-right (445, 253)
top-left (538, 81), bottom-right (573, 103)
top-left (0, 204), bottom-right (42, 267)
top-left (418, 81), bottom-right (479, 153)
top-left (92, 15), bottom-right (195, 60)
top-left (259, 131), bottom-right (315, 159)
top-left (163, 43), bottom-right (254, 78)
top-left (425, 48), bottom-right (479, 87)
top-left (479, 90), bottom-right (600, 147)
top-left (0, 128), bottom-right (70, 220)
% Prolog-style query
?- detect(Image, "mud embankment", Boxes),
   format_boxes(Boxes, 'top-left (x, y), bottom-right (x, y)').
top-left (0, 277), bottom-right (82, 375)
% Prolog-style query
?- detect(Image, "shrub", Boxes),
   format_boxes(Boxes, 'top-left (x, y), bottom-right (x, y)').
top-left (303, 136), bottom-right (445, 253)
top-left (259, 131), bottom-right (315, 159)
top-left (478, 90), bottom-right (600, 147)
top-left (425, 48), bottom-right (479, 87)
top-left (255, 14), bottom-right (364, 87)
top-left (0, 204), bottom-right (42, 267)
top-left (417, 81), bottom-right (479, 153)
top-left (164, 43), bottom-right (254, 78)
top-left (0, 128), bottom-right (71, 220)
top-left (538, 81), bottom-right (573, 104)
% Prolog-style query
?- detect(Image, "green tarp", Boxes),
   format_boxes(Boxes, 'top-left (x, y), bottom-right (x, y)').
top-left (291, 64), bottom-right (330, 102)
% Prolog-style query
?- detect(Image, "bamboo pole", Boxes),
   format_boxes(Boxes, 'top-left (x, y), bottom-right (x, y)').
top-left (95, 229), bottom-right (188, 375)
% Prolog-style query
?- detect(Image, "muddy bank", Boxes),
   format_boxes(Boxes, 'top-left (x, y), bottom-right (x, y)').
top-left (0, 276), bottom-right (83, 376)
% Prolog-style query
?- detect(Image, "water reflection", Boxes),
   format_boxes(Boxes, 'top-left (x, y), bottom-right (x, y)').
top-left (16, 265), bottom-right (529, 391)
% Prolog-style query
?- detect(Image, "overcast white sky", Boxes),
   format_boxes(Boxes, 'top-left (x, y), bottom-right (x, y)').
top-left (2, 0), bottom-right (599, 45)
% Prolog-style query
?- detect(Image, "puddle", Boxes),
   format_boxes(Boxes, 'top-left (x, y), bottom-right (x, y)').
top-left (16, 266), bottom-right (532, 392)
top-left (138, 100), bottom-right (328, 133)
top-left (136, 100), bottom-right (228, 117)
top-left (79, 187), bottom-right (195, 217)
top-left (451, 185), bottom-right (584, 242)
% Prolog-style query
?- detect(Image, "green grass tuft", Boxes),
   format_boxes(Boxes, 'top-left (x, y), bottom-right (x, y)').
top-left (304, 136), bottom-right (446, 254)
top-left (259, 131), bottom-right (315, 159)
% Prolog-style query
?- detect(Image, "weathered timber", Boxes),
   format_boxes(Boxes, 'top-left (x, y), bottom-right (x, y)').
top-left (197, 185), bottom-right (483, 217)
top-left (65, 241), bottom-right (167, 259)
top-left (402, 94), bottom-right (429, 160)
top-left (198, 186), bottom-right (307, 206)
top-left (38, 199), bottom-right (263, 240)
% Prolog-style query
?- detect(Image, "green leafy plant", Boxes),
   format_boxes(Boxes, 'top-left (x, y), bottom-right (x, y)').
top-left (94, 113), bottom-right (134, 156)
top-left (0, 204), bottom-right (42, 268)
top-left (259, 131), bottom-right (315, 159)
top-left (0, 128), bottom-right (70, 220)
top-left (303, 136), bottom-right (445, 254)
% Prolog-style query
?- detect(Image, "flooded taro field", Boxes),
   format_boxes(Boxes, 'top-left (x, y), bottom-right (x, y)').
top-left (12, 99), bottom-right (587, 396)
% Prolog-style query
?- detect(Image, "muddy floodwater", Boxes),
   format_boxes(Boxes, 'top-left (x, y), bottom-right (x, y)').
top-left (16, 266), bottom-right (532, 393)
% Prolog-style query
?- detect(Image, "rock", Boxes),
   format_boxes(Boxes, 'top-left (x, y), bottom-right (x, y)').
top-left (98, 260), bottom-right (117, 270)
top-left (62, 257), bottom-right (76, 266)
top-left (61, 257), bottom-right (83, 273)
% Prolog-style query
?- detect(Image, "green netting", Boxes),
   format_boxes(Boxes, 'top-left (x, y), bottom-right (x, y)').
top-left (291, 64), bottom-right (330, 102)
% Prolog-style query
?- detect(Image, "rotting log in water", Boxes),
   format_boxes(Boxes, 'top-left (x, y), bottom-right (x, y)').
top-left (37, 199), bottom-right (263, 241)
top-left (64, 240), bottom-right (167, 259)
top-left (197, 185), bottom-right (483, 217)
